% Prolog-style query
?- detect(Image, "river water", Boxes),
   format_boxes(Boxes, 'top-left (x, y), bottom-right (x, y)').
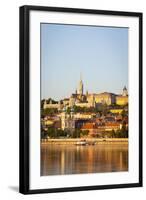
top-left (41, 144), bottom-right (128, 176)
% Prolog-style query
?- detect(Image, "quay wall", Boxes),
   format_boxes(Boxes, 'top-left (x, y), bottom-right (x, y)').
top-left (41, 138), bottom-right (128, 145)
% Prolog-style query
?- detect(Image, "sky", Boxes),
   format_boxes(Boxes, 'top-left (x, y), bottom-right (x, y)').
top-left (41, 23), bottom-right (128, 100)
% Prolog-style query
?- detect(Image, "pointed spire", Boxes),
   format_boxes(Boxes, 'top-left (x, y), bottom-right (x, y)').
top-left (80, 72), bottom-right (82, 81)
top-left (122, 86), bottom-right (128, 96)
top-left (78, 73), bottom-right (83, 95)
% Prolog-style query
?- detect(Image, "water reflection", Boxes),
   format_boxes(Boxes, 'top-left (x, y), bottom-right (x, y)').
top-left (41, 144), bottom-right (128, 176)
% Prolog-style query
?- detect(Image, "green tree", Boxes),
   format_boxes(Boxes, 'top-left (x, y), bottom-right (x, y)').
top-left (80, 130), bottom-right (89, 137)
top-left (72, 129), bottom-right (81, 138)
top-left (47, 127), bottom-right (56, 138)
top-left (41, 108), bottom-right (58, 116)
top-left (121, 110), bottom-right (127, 119)
top-left (66, 107), bottom-right (71, 114)
top-left (111, 129), bottom-right (116, 138)
top-left (114, 125), bottom-right (128, 138)
top-left (41, 130), bottom-right (48, 139)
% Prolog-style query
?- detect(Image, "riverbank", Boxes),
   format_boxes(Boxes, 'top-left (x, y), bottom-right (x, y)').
top-left (41, 138), bottom-right (128, 145)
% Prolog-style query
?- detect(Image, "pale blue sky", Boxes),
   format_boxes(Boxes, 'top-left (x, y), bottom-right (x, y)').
top-left (41, 23), bottom-right (128, 100)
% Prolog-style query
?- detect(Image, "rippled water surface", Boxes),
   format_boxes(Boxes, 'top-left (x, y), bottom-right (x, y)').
top-left (41, 144), bottom-right (128, 176)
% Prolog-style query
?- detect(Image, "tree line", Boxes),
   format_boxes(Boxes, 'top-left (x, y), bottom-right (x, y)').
top-left (41, 128), bottom-right (89, 139)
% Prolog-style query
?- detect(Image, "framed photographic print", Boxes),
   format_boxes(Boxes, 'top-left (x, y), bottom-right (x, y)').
top-left (19, 5), bottom-right (143, 194)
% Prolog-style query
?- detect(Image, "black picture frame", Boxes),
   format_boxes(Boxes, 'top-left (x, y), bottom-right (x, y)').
top-left (19, 5), bottom-right (143, 194)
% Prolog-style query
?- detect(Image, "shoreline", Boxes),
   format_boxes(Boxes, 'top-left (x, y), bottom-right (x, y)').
top-left (41, 138), bottom-right (128, 145)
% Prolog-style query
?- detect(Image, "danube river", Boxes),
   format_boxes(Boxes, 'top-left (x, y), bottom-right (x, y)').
top-left (41, 143), bottom-right (128, 176)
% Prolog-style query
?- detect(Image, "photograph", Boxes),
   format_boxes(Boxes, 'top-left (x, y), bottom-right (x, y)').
top-left (40, 23), bottom-right (129, 176)
top-left (19, 5), bottom-right (142, 194)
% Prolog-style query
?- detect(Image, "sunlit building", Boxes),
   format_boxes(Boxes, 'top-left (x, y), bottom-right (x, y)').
top-left (43, 76), bottom-right (128, 109)
top-left (116, 86), bottom-right (128, 106)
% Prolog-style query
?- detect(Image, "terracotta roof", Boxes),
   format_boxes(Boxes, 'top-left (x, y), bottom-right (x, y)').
top-left (105, 122), bottom-right (120, 127)
top-left (81, 123), bottom-right (96, 129)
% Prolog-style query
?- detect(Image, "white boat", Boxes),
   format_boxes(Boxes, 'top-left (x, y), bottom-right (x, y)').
top-left (76, 140), bottom-right (87, 146)
top-left (75, 140), bottom-right (96, 146)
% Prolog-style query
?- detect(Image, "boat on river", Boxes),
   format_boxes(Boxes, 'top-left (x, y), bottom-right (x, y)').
top-left (75, 139), bottom-right (96, 146)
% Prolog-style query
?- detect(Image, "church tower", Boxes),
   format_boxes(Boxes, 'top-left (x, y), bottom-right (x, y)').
top-left (78, 74), bottom-right (83, 95)
top-left (122, 86), bottom-right (128, 96)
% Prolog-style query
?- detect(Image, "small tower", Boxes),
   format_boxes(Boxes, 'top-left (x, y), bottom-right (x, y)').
top-left (122, 86), bottom-right (128, 96)
top-left (77, 73), bottom-right (83, 95)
